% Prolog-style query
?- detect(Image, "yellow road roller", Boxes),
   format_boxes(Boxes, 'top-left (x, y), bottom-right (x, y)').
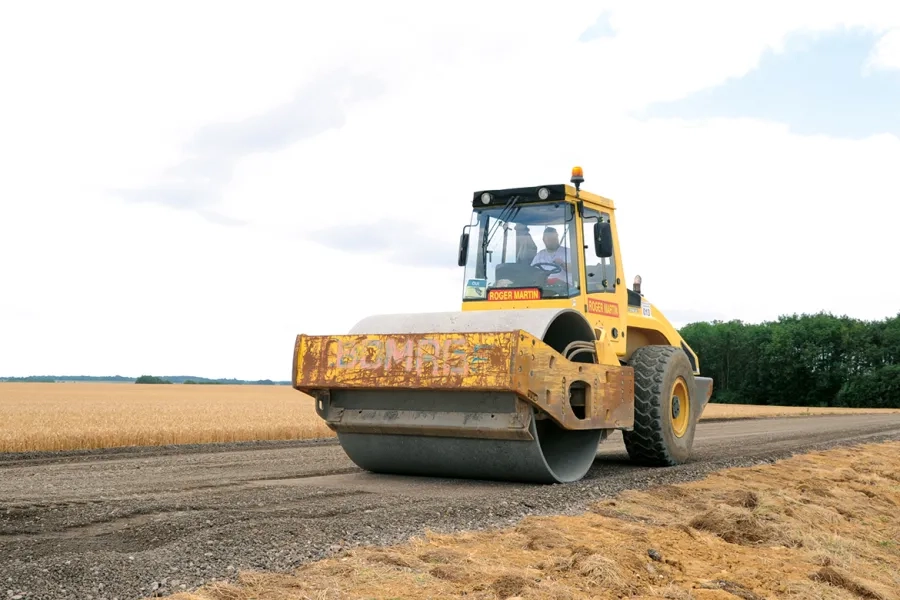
top-left (292, 167), bottom-right (714, 483)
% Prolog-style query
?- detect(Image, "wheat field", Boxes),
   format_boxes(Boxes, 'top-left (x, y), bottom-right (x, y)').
top-left (2, 382), bottom-right (898, 453)
top-left (702, 402), bottom-right (900, 419)
top-left (0, 382), bottom-right (335, 453)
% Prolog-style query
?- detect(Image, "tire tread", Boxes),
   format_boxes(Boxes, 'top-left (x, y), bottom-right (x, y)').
top-left (622, 345), bottom-right (690, 466)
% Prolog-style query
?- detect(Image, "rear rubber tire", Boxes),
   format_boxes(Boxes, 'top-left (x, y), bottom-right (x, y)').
top-left (622, 345), bottom-right (697, 466)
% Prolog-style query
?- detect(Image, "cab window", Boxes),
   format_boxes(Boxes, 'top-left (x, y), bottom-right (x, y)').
top-left (461, 203), bottom-right (581, 300)
top-left (582, 208), bottom-right (616, 293)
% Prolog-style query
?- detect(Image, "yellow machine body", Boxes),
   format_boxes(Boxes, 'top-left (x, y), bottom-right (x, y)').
top-left (458, 184), bottom-right (700, 374)
top-left (292, 172), bottom-right (714, 483)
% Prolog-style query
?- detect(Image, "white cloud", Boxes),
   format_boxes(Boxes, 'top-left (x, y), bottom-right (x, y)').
top-left (1, 1), bottom-right (898, 379)
top-left (866, 28), bottom-right (900, 71)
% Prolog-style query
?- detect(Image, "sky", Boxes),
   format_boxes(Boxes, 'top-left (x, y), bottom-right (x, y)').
top-left (1, 1), bottom-right (898, 380)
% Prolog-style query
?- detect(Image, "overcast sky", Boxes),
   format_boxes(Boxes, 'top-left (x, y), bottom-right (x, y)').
top-left (1, 1), bottom-right (898, 380)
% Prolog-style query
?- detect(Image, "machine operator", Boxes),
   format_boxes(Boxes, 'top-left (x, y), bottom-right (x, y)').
top-left (531, 226), bottom-right (575, 287)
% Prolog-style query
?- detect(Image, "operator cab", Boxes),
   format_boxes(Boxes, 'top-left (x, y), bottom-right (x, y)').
top-left (458, 170), bottom-right (614, 302)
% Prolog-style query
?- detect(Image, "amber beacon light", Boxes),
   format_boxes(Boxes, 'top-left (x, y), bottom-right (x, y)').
top-left (570, 166), bottom-right (584, 193)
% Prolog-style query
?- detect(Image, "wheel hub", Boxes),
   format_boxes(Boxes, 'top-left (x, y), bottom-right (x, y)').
top-left (669, 377), bottom-right (690, 438)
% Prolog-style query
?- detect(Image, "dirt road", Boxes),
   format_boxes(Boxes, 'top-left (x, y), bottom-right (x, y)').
top-left (3, 414), bottom-right (900, 600)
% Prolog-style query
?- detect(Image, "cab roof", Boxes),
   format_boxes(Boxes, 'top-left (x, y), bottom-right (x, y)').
top-left (471, 183), bottom-right (615, 210)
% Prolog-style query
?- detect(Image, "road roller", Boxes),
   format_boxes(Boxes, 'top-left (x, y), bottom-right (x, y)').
top-left (292, 167), bottom-right (714, 484)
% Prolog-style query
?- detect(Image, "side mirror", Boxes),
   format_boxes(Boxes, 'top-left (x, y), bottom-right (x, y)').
top-left (457, 232), bottom-right (469, 267)
top-left (593, 221), bottom-right (613, 258)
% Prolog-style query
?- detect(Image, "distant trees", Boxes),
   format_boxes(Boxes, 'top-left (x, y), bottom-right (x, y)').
top-left (148, 377), bottom-right (280, 385)
top-left (135, 375), bottom-right (172, 384)
top-left (680, 312), bottom-right (900, 408)
top-left (0, 376), bottom-right (57, 383)
top-left (837, 365), bottom-right (900, 409)
top-left (183, 378), bottom-right (279, 385)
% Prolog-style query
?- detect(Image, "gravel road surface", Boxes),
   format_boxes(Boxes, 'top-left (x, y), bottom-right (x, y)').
top-left (3, 414), bottom-right (900, 600)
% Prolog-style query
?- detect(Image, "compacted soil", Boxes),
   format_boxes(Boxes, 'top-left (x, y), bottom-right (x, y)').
top-left (2, 414), bottom-right (900, 600)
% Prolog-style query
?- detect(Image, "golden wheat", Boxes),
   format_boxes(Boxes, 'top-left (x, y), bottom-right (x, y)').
top-left (702, 403), bottom-right (900, 419)
top-left (2, 383), bottom-right (897, 453)
top-left (0, 382), bottom-right (334, 452)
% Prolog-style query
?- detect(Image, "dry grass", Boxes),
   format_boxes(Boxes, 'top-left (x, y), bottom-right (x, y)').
top-left (0, 382), bottom-right (334, 452)
top-left (2, 382), bottom-right (898, 453)
top-left (165, 441), bottom-right (900, 600)
top-left (702, 403), bottom-right (900, 419)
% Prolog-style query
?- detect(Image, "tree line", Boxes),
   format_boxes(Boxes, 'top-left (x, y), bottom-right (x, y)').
top-left (680, 312), bottom-right (900, 408)
top-left (134, 375), bottom-right (284, 385)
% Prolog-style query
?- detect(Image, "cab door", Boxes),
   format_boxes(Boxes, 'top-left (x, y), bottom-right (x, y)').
top-left (581, 207), bottom-right (627, 355)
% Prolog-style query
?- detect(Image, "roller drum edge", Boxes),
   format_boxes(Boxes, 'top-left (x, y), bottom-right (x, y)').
top-left (336, 405), bottom-right (604, 484)
top-left (348, 308), bottom-right (584, 339)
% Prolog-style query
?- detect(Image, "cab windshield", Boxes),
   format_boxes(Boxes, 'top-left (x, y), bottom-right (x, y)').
top-left (462, 202), bottom-right (580, 300)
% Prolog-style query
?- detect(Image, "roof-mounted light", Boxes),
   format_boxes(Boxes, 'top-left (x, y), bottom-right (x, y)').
top-left (537, 187), bottom-right (550, 200)
top-left (570, 166), bottom-right (584, 195)
top-left (480, 192), bottom-right (492, 205)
